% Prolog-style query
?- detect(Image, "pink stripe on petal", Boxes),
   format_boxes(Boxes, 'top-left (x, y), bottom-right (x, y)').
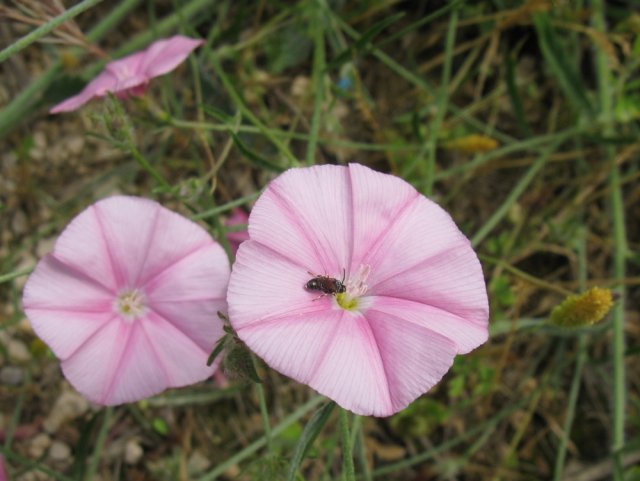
top-left (61, 320), bottom-right (131, 405)
top-left (52, 203), bottom-right (121, 291)
top-left (228, 241), bottom-right (332, 329)
top-left (92, 197), bottom-right (163, 288)
top-left (148, 302), bottom-right (225, 353)
top-left (371, 243), bottom-right (489, 326)
top-left (237, 309), bottom-right (345, 386)
top-left (359, 195), bottom-right (473, 286)
top-left (139, 314), bottom-right (218, 385)
top-left (367, 296), bottom-right (487, 354)
top-left (308, 312), bottom-right (393, 416)
top-left (100, 322), bottom-right (170, 404)
top-left (136, 204), bottom-right (221, 287)
top-left (144, 243), bottom-right (229, 302)
top-left (347, 163), bottom-right (420, 270)
top-left (22, 254), bottom-right (113, 311)
top-left (249, 165), bottom-right (352, 274)
top-left (365, 311), bottom-right (458, 413)
top-left (23, 308), bottom-right (115, 360)
top-left (139, 35), bottom-right (203, 78)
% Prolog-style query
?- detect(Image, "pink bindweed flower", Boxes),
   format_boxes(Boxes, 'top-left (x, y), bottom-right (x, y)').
top-left (227, 163), bottom-right (489, 416)
top-left (50, 35), bottom-right (203, 113)
top-left (22, 196), bottom-right (230, 405)
top-left (225, 208), bottom-right (250, 255)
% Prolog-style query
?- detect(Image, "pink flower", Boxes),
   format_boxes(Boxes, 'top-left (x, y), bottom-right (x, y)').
top-left (227, 164), bottom-right (489, 416)
top-left (225, 208), bottom-right (250, 255)
top-left (50, 35), bottom-right (203, 113)
top-left (22, 196), bottom-right (230, 405)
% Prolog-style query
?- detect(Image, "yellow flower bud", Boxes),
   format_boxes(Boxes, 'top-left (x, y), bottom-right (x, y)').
top-left (550, 287), bottom-right (614, 328)
top-left (442, 134), bottom-right (499, 154)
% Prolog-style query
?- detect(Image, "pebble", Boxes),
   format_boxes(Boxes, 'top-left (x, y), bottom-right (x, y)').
top-left (124, 438), bottom-right (143, 465)
top-left (43, 390), bottom-right (90, 433)
top-left (29, 433), bottom-right (52, 458)
top-left (8, 339), bottom-right (31, 363)
top-left (188, 450), bottom-right (211, 475)
top-left (49, 440), bottom-right (71, 461)
top-left (0, 366), bottom-right (24, 385)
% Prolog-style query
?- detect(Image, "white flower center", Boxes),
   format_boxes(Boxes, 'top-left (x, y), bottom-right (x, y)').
top-left (115, 289), bottom-right (147, 322)
top-left (336, 264), bottom-right (371, 311)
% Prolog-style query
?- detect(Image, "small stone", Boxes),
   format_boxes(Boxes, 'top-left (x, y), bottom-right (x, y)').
top-left (66, 136), bottom-right (85, 155)
top-left (12, 210), bottom-right (27, 234)
top-left (29, 433), bottom-right (52, 458)
top-left (44, 390), bottom-right (90, 433)
top-left (0, 366), bottom-right (24, 385)
top-left (8, 339), bottom-right (31, 363)
top-left (124, 439), bottom-right (143, 465)
top-left (49, 440), bottom-right (71, 461)
top-left (187, 450), bottom-right (211, 475)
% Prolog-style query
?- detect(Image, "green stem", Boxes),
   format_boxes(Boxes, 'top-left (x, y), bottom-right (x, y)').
top-left (470, 132), bottom-right (569, 248)
top-left (306, 2), bottom-right (326, 166)
top-left (354, 417), bottom-right (372, 481)
top-left (84, 407), bottom-right (113, 481)
top-left (339, 408), bottom-right (355, 481)
top-left (553, 230), bottom-right (588, 480)
top-left (424, 6), bottom-right (458, 196)
top-left (171, 118), bottom-right (424, 151)
top-left (253, 360), bottom-right (273, 454)
top-left (0, 267), bottom-right (33, 284)
top-left (208, 54), bottom-right (299, 167)
top-left (191, 192), bottom-right (261, 220)
top-left (0, 0), bottom-right (214, 137)
top-left (0, 0), bottom-right (142, 136)
top-left (1, 447), bottom-right (74, 481)
top-left (0, 0), bottom-right (105, 64)
top-left (592, 2), bottom-right (626, 478)
top-left (196, 396), bottom-right (325, 481)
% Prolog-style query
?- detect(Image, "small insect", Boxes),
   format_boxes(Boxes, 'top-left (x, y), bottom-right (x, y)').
top-left (305, 270), bottom-right (346, 300)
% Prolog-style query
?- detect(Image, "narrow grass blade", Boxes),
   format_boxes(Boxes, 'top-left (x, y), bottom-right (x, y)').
top-left (0, 0), bottom-right (105, 64)
top-left (286, 401), bottom-right (336, 481)
top-left (228, 131), bottom-right (286, 172)
top-left (327, 12), bottom-right (404, 70)
top-left (533, 13), bottom-right (594, 116)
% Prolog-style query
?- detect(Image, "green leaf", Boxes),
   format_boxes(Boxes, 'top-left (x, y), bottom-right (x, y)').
top-left (207, 334), bottom-right (228, 366)
top-left (286, 401), bottom-right (336, 481)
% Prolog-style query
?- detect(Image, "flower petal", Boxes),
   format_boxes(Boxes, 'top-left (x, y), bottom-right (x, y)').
top-left (23, 307), bottom-right (114, 360)
top-left (149, 299), bottom-right (226, 353)
top-left (237, 311), bottom-right (338, 384)
top-left (144, 243), bottom-right (229, 302)
top-left (228, 240), bottom-right (332, 330)
top-left (307, 311), bottom-right (393, 416)
top-left (59, 320), bottom-right (150, 405)
top-left (347, 163), bottom-right (420, 271)
top-left (90, 196), bottom-right (165, 288)
top-left (138, 35), bottom-right (203, 78)
top-left (139, 312), bottom-right (217, 385)
top-left (135, 203), bottom-right (226, 289)
top-left (23, 254), bottom-right (113, 311)
top-left (49, 69), bottom-right (118, 113)
top-left (364, 309), bottom-right (458, 413)
top-left (248, 165), bottom-right (352, 275)
top-left (367, 296), bottom-right (487, 354)
top-left (371, 239), bottom-right (488, 326)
